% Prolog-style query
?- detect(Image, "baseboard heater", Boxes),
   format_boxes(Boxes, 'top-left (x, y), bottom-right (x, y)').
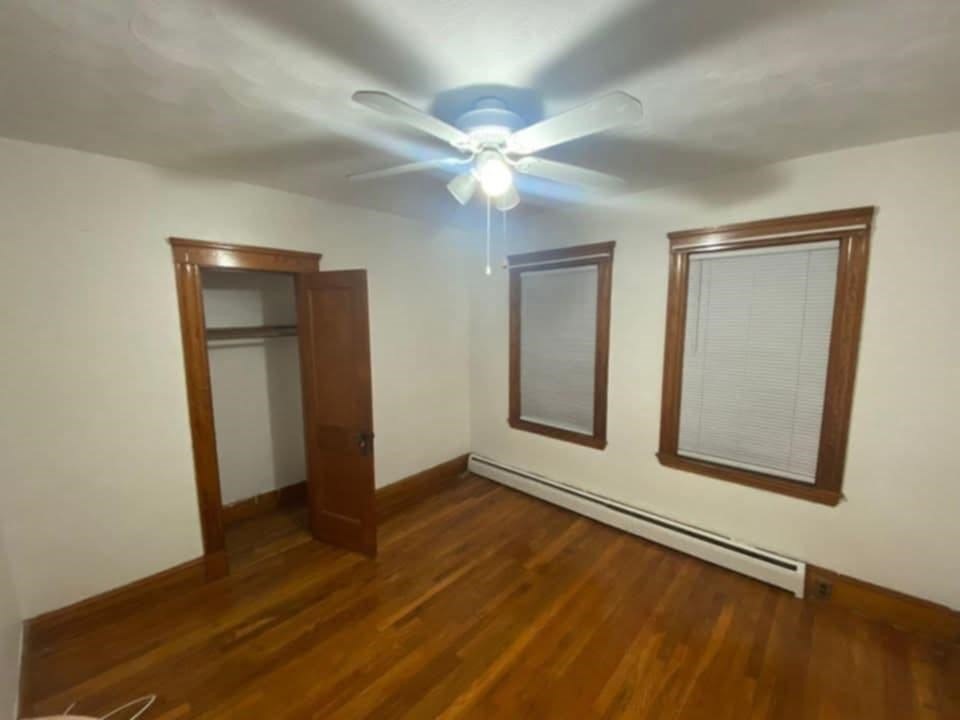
top-left (468, 454), bottom-right (806, 597)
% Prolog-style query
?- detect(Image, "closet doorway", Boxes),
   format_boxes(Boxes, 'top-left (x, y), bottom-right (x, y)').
top-left (170, 239), bottom-right (377, 579)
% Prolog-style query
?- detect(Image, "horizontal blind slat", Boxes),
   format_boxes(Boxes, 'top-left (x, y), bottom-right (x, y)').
top-left (678, 244), bottom-right (839, 483)
top-left (520, 265), bottom-right (598, 434)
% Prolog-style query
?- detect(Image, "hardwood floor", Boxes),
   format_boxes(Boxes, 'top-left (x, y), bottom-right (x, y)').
top-left (224, 503), bottom-right (312, 572)
top-left (22, 473), bottom-right (959, 719)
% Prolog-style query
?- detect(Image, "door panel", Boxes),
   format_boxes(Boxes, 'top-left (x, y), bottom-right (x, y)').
top-left (296, 270), bottom-right (376, 556)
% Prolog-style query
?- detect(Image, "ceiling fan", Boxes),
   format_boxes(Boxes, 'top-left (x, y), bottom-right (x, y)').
top-left (348, 91), bottom-right (644, 211)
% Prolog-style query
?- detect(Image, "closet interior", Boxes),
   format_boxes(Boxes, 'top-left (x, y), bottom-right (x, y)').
top-left (201, 268), bottom-right (312, 569)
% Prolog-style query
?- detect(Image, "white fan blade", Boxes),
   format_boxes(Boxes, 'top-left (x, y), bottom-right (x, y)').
top-left (349, 156), bottom-right (469, 182)
top-left (506, 92), bottom-right (643, 155)
top-left (353, 91), bottom-right (476, 151)
top-left (513, 156), bottom-right (625, 192)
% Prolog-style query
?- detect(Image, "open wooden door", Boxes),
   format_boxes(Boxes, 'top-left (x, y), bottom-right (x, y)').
top-left (296, 270), bottom-right (377, 556)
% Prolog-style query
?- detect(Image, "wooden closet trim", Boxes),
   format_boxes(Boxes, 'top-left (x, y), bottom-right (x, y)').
top-left (170, 238), bottom-right (321, 579)
top-left (170, 238), bottom-right (321, 272)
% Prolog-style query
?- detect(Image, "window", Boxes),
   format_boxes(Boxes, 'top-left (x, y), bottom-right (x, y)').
top-left (508, 242), bottom-right (614, 448)
top-left (658, 208), bottom-right (874, 505)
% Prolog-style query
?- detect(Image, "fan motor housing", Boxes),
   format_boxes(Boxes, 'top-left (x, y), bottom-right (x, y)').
top-left (456, 97), bottom-right (525, 147)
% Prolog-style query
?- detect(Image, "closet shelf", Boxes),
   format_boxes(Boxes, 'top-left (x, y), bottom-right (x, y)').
top-left (206, 324), bottom-right (298, 341)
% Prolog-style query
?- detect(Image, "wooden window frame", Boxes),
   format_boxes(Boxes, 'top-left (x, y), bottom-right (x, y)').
top-left (508, 242), bottom-right (615, 449)
top-left (657, 208), bottom-right (875, 506)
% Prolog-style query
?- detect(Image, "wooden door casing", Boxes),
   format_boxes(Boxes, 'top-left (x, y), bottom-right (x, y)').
top-left (170, 238), bottom-right (322, 576)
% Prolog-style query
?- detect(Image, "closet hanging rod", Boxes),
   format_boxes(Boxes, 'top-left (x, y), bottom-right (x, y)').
top-left (206, 324), bottom-right (298, 341)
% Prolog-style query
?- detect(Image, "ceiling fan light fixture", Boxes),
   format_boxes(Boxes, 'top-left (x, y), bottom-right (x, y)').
top-left (475, 150), bottom-right (513, 198)
top-left (494, 184), bottom-right (519, 212)
top-left (350, 90), bottom-right (640, 208)
top-left (447, 172), bottom-right (478, 205)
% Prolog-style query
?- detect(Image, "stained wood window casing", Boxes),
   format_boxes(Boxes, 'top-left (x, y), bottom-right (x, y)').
top-left (657, 208), bottom-right (874, 506)
top-left (508, 242), bottom-right (615, 449)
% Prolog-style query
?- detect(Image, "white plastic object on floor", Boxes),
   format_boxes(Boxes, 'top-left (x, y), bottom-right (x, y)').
top-left (24, 694), bottom-right (156, 720)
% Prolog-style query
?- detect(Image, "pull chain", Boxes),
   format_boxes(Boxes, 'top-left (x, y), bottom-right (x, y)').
top-left (485, 195), bottom-right (492, 276)
top-left (502, 207), bottom-right (507, 249)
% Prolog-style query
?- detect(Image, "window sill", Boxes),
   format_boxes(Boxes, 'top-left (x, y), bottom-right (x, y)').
top-left (508, 418), bottom-right (607, 450)
top-left (657, 452), bottom-right (842, 506)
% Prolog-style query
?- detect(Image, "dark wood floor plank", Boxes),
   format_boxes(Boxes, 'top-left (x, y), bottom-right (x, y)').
top-left (22, 473), bottom-right (960, 719)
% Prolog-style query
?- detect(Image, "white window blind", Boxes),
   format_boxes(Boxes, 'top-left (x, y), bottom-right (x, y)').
top-left (519, 265), bottom-right (598, 434)
top-left (678, 240), bottom-right (840, 483)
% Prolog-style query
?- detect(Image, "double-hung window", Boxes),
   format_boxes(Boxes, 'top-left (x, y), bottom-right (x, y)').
top-left (658, 208), bottom-right (873, 505)
top-left (508, 242), bottom-right (614, 449)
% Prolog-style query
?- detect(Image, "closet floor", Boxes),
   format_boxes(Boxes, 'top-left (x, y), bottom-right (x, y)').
top-left (224, 504), bottom-right (312, 571)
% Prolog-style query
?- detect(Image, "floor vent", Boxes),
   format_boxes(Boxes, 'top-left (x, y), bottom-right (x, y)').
top-left (468, 454), bottom-right (806, 597)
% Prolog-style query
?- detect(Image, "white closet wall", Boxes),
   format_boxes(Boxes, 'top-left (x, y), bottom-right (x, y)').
top-left (202, 271), bottom-right (306, 506)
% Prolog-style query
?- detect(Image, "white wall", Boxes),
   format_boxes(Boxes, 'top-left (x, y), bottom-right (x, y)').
top-left (468, 131), bottom-right (960, 609)
top-left (0, 136), bottom-right (471, 617)
top-left (0, 525), bottom-right (22, 720)
top-left (203, 272), bottom-right (305, 506)
top-left (3, 127), bottom-right (956, 619)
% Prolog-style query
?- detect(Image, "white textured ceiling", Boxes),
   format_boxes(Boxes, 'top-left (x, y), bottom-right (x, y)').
top-left (1, 0), bottom-right (959, 227)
